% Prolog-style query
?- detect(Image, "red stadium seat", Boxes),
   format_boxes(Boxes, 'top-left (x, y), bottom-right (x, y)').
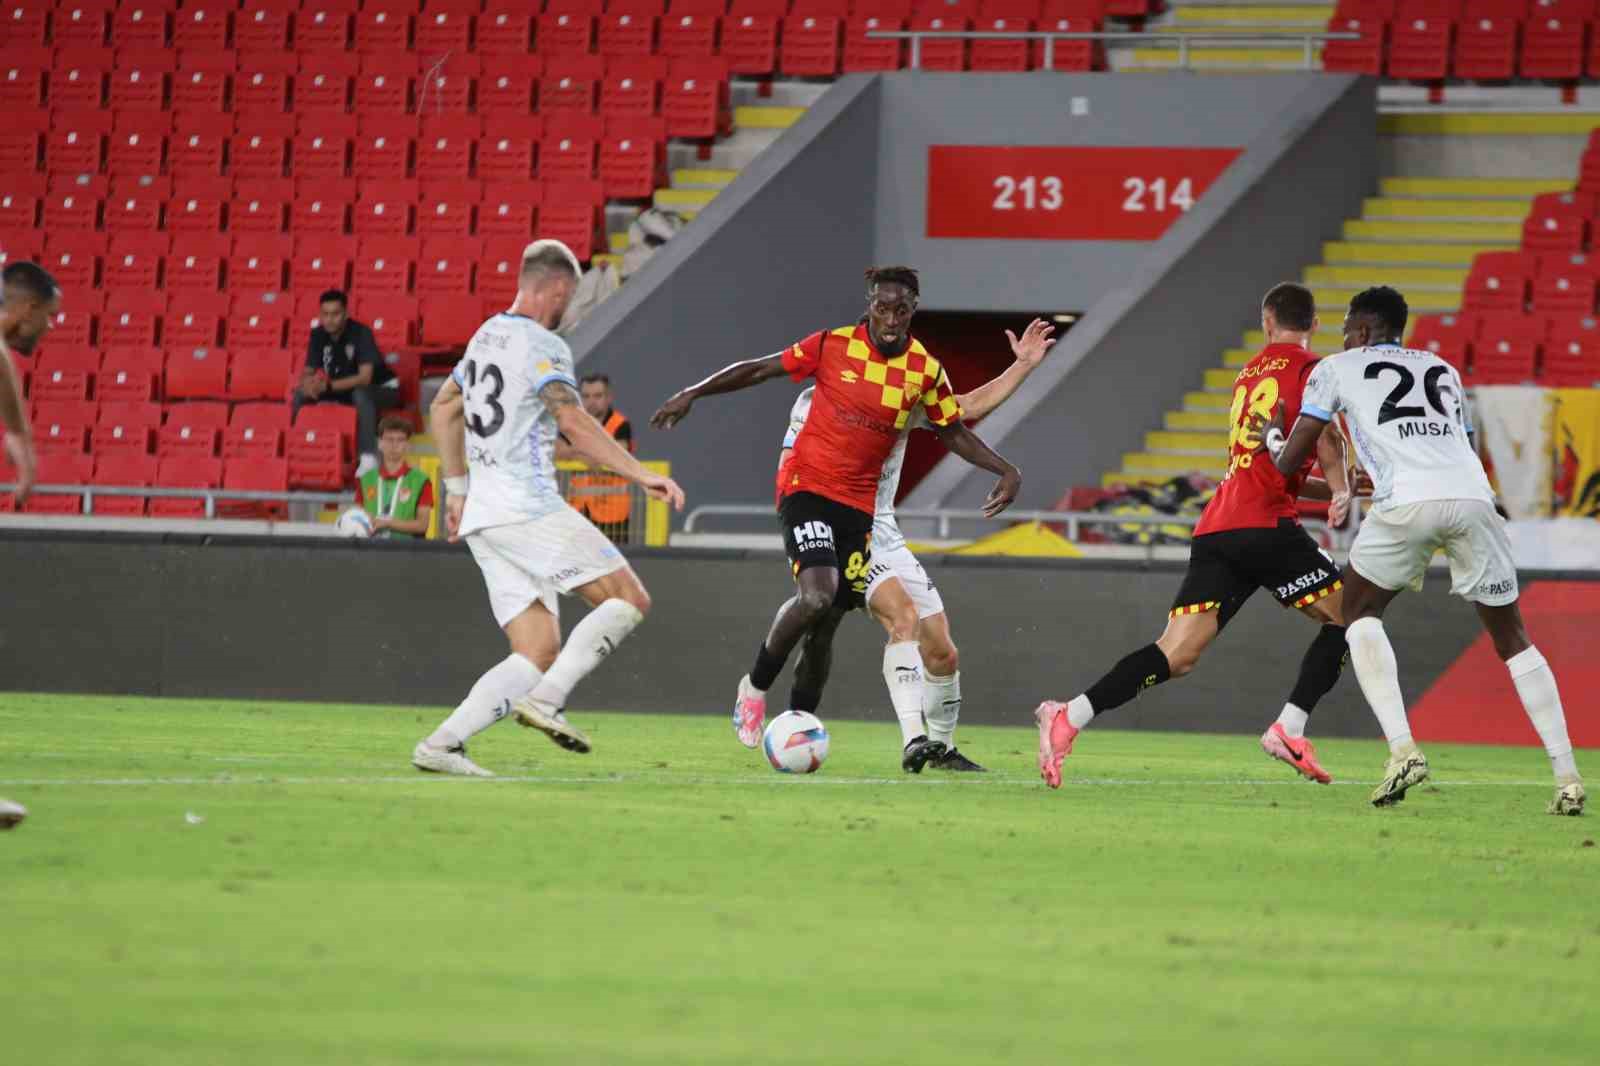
top-left (230, 181), bottom-right (291, 237)
top-left (415, 53), bottom-right (477, 115)
top-left (173, 2), bottom-right (230, 52)
top-left (102, 292), bottom-right (162, 349)
top-left (1475, 309), bottom-right (1549, 344)
top-left (479, 3), bottom-right (534, 55)
top-left (479, 242), bottom-right (523, 304)
top-left (417, 179), bottom-right (481, 240)
top-left (106, 114), bottom-right (169, 180)
top-left (970, 17), bottom-right (1033, 70)
top-left (97, 351), bottom-right (161, 405)
top-left (355, 54), bottom-right (415, 115)
top-left (164, 348), bottom-right (230, 401)
top-left (416, 5), bottom-right (472, 55)
top-left (541, 181), bottom-right (604, 261)
top-left (286, 430), bottom-right (344, 490)
top-left (418, 238), bottom-right (478, 297)
top-left (1533, 267), bottom-right (1598, 314)
top-left (150, 454), bottom-right (222, 517)
top-left (53, 4), bottom-right (113, 49)
top-left (663, 60), bottom-right (731, 139)
top-left (354, 181), bottom-right (417, 239)
top-left (109, 48), bottom-right (174, 113)
top-left (1035, 16), bottom-right (1102, 70)
top-left (33, 415), bottom-right (92, 456)
top-left (219, 457), bottom-right (290, 520)
top-left (290, 177), bottom-right (354, 236)
top-left (106, 179), bottom-right (168, 235)
top-left (1543, 315), bottom-right (1600, 385)
top-left (660, 12), bottom-right (718, 60)
top-left (0, 2), bottom-right (49, 48)
top-left (166, 293), bottom-right (228, 351)
top-left (169, 114), bottom-right (230, 180)
top-left (41, 183), bottom-right (102, 234)
top-left (293, 117), bottom-right (356, 183)
top-left (844, 17), bottom-right (907, 71)
top-left (228, 230), bottom-right (290, 291)
top-left (541, 56), bottom-right (604, 118)
top-left (294, 403), bottom-right (357, 463)
top-left (111, 4), bottom-right (170, 49)
top-left (170, 55), bottom-right (231, 114)
top-left (166, 235), bottom-right (227, 294)
top-left (0, 188), bottom-right (39, 232)
top-left (0, 47), bottom-right (48, 109)
top-left (1409, 312), bottom-right (1473, 370)
top-left (234, 51), bottom-right (294, 116)
top-left (32, 364), bottom-right (93, 404)
top-left (227, 307), bottom-right (289, 350)
top-left (0, 109), bottom-right (46, 176)
top-left (296, 53), bottom-right (357, 116)
top-left (93, 411), bottom-right (157, 458)
top-left (235, 5), bottom-right (291, 51)
top-left (352, 236), bottom-right (418, 295)
top-left (225, 402), bottom-right (290, 459)
top-left (370, 298), bottom-right (418, 354)
top-left (1519, 16), bottom-right (1584, 78)
top-left (537, 10), bottom-right (595, 55)
top-left (723, 14), bottom-right (780, 74)
top-left (90, 453), bottom-right (156, 515)
top-left (478, 117), bottom-right (542, 184)
top-left (47, 110), bottom-right (112, 176)
top-left (103, 235), bottom-right (165, 290)
top-left (1387, 18), bottom-right (1453, 80)
top-left (600, 8), bottom-right (658, 59)
top-left (232, 116), bottom-right (294, 181)
top-left (23, 454), bottom-right (91, 514)
top-left (298, 5), bottom-right (352, 51)
top-left (228, 349), bottom-right (297, 402)
top-left (355, 117), bottom-right (418, 179)
top-left (1453, 17), bottom-right (1519, 79)
top-left (165, 179), bottom-right (228, 238)
top-left (419, 295), bottom-right (483, 345)
top-left (290, 240), bottom-right (351, 292)
top-left (543, 116), bottom-right (601, 182)
top-left (600, 118), bottom-right (667, 199)
top-left (417, 117), bottom-right (478, 181)
top-left (601, 60), bottom-right (668, 122)
top-left (479, 55), bottom-right (540, 119)
top-left (479, 181), bottom-right (541, 241)
top-left (356, 4), bottom-right (413, 54)
top-left (48, 307), bottom-right (96, 348)
top-left (909, 15), bottom-right (970, 70)
top-left (50, 46), bottom-right (110, 109)
top-left (1472, 336), bottom-right (1539, 384)
top-left (781, 15), bottom-right (844, 75)
top-left (1523, 212), bottom-right (1586, 253)
top-left (1462, 258), bottom-right (1529, 312)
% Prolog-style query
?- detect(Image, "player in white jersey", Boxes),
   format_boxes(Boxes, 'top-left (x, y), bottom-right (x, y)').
top-left (0, 260), bottom-right (62, 829)
top-left (776, 319), bottom-right (1056, 769)
top-left (1275, 287), bottom-right (1584, 814)
top-left (412, 241), bottom-right (685, 777)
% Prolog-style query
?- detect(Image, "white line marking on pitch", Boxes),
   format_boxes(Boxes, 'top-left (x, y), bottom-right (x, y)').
top-left (0, 775), bottom-right (1555, 788)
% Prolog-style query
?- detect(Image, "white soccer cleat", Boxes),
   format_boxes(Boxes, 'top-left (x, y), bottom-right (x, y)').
top-left (1549, 781), bottom-right (1586, 816)
top-left (0, 797), bottom-right (27, 829)
top-left (513, 698), bottom-right (592, 754)
top-left (412, 741), bottom-right (494, 778)
top-left (1371, 750), bottom-right (1429, 807)
top-left (732, 675), bottom-right (766, 749)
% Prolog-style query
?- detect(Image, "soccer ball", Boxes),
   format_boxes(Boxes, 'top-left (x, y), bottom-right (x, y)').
top-left (762, 711), bottom-right (830, 774)
top-left (336, 507), bottom-right (374, 538)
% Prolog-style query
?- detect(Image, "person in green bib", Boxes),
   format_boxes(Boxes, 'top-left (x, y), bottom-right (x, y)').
top-left (356, 416), bottom-right (436, 539)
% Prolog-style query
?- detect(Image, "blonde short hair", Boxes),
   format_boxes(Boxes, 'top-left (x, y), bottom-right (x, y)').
top-left (521, 239), bottom-right (582, 285)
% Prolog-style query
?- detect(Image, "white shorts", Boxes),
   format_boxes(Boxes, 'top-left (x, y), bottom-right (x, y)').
top-left (466, 505), bottom-right (628, 627)
top-left (864, 542), bottom-right (945, 620)
top-left (1350, 498), bottom-right (1519, 607)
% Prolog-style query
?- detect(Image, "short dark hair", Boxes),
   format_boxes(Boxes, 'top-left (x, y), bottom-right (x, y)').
top-left (1262, 282), bottom-right (1315, 332)
top-left (2, 261), bottom-right (60, 303)
top-left (1348, 286), bottom-right (1408, 339)
top-left (579, 373), bottom-right (611, 388)
top-left (319, 289), bottom-right (348, 308)
top-left (865, 266), bottom-right (920, 299)
top-left (377, 415), bottom-right (413, 437)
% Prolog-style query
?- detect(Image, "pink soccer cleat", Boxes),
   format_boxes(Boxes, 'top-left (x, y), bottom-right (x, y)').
top-left (732, 675), bottom-right (767, 749)
top-left (1034, 701), bottom-right (1079, 790)
top-left (1260, 722), bottom-right (1333, 784)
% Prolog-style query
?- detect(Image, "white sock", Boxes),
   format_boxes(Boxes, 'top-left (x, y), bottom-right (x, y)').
top-left (883, 641), bottom-right (925, 746)
top-left (1066, 694), bottom-right (1095, 730)
top-left (1506, 646), bottom-right (1581, 783)
top-left (1276, 703), bottom-right (1310, 739)
top-left (427, 653), bottom-right (542, 749)
top-left (923, 670), bottom-right (961, 748)
top-left (527, 599), bottom-right (645, 710)
top-left (1346, 618), bottom-right (1415, 756)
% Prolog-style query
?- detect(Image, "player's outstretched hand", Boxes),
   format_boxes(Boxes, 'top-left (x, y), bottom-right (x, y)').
top-left (1007, 319), bottom-right (1056, 368)
top-left (444, 495), bottom-right (465, 543)
top-left (650, 392), bottom-right (694, 430)
top-left (983, 467), bottom-right (1021, 518)
top-left (640, 473), bottom-right (686, 512)
top-left (5, 431), bottom-right (36, 505)
top-left (1329, 490), bottom-right (1352, 527)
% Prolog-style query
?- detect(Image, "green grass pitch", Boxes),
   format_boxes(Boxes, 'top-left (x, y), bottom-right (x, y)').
top-left (2, 693), bottom-right (1596, 1066)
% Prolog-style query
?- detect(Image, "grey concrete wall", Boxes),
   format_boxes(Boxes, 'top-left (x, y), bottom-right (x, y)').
top-left (1380, 134), bottom-right (1587, 180)
top-left (565, 72), bottom-right (1374, 515)
top-left (909, 75), bottom-right (1379, 509)
top-left (0, 532), bottom-right (1518, 742)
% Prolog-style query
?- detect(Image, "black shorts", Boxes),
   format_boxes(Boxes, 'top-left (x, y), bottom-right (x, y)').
top-left (778, 491), bottom-right (874, 611)
top-left (1171, 519), bottom-right (1342, 630)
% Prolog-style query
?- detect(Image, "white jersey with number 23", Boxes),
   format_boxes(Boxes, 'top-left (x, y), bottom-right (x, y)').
top-left (1301, 343), bottom-right (1494, 512)
top-left (452, 312), bottom-right (580, 537)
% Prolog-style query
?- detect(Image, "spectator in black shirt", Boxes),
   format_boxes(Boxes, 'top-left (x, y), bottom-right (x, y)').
top-left (292, 290), bottom-right (401, 474)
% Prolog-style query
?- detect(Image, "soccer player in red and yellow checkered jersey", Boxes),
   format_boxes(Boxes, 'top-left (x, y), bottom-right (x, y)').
top-left (1036, 282), bottom-right (1358, 789)
top-left (653, 266), bottom-right (1022, 772)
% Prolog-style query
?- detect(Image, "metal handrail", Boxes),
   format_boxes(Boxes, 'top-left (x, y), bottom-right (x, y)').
top-left (0, 483), bottom-right (352, 519)
top-left (867, 29), bottom-right (1359, 71)
top-left (684, 504), bottom-right (1199, 541)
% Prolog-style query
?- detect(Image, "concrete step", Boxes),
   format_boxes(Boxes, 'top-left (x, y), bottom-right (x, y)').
top-left (1184, 390), bottom-right (1233, 412)
top-left (734, 104), bottom-right (807, 130)
top-left (1313, 286), bottom-right (1460, 313)
top-left (1102, 469), bottom-right (1191, 488)
top-left (654, 186), bottom-right (718, 212)
top-left (1171, 5), bottom-right (1334, 24)
top-left (1224, 348), bottom-right (1252, 368)
top-left (1122, 451), bottom-right (1229, 476)
top-left (1379, 177), bottom-right (1570, 199)
top-left (1203, 367), bottom-right (1241, 391)
top-left (1343, 219), bottom-right (1523, 243)
top-left (1304, 264), bottom-right (1469, 290)
top-left (1166, 409), bottom-right (1231, 431)
top-left (1120, 46), bottom-right (1321, 69)
top-left (1361, 196), bottom-right (1531, 221)
top-left (1146, 430), bottom-right (1229, 454)
top-left (1322, 240), bottom-right (1514, 266)
top-left (671, 167), bottom-right (738, 189)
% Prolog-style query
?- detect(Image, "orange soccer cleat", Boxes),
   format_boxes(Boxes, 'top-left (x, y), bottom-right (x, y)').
top-left (1260, 722), bottom-right (1333, 784)
top-left (1034, 701), bottom-right (1080, 790)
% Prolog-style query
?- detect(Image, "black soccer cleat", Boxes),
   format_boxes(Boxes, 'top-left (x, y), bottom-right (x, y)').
top-left (901, 735), bottom-right (947, 774)
top-left (927, 747), bottom-right (987, 772)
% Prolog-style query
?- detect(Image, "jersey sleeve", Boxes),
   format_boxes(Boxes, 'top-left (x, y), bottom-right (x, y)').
top-left (781, 388), bottom-right (813, 448)
top-left (781, 332), bottom-right (827, 382)
top-left (920, 364), bottom-right (963, 427)
top-left (527, 329), bottom-right (579, 394)
top-left (1300, 359), bottom-right (1341, 422)
top-left (1450, 366), bottom-right (1474, 434)
top-left (417, 479), bottom-right (435, 508)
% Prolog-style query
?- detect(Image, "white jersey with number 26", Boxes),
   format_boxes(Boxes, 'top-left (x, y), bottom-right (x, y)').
top-left (1301, 343), bottom-right (1494, 511)
top-left (784, 386), bottom-right (925, 551)
top-left (452, 312), bottom-right (579, 537)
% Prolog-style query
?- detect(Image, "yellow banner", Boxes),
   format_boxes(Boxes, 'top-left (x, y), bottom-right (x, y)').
top-left (1552, 389), bottom-right (1600, 518)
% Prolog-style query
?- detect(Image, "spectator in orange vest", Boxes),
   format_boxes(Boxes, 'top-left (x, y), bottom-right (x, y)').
top-left (557, 372), bottom-right (634, 543)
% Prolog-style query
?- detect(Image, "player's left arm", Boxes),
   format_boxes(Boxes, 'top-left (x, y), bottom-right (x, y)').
top-left (1273, 414), bottom-right (1329, 479)
top-left (429, 376), bottom-right (468, 541)
top-left (954, 318), bottom-right (1056, 421)
top-left (650, 354), bottom-right (790, 429)
top-left (931, 421), bottom-right (1021, 518)
top-left (547, 381), bottom-right (685, 511)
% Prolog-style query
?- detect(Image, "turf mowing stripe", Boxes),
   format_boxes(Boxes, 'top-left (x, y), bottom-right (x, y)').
top-left (0, 774), bottom-right (1556, 787)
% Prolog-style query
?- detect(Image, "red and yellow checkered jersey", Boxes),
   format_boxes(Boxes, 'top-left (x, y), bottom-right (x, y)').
top-left (780, 324), bottom-right (963, 514)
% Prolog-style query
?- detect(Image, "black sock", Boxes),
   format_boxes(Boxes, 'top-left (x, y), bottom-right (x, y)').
top-left (788, 687), bottom-right (821, 713)
top-left (1083, 643), bottom-right (1172, 717)
top-left (1288, 624), bottom-right (1348, 713)
top-left (750, 642), bottom-right (786, 692)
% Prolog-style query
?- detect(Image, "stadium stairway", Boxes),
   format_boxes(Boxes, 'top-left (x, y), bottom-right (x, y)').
top-left (1102, 174), bottom-right (1558, 486)
top-left (1112, 0), bottom-right (1334, 71)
